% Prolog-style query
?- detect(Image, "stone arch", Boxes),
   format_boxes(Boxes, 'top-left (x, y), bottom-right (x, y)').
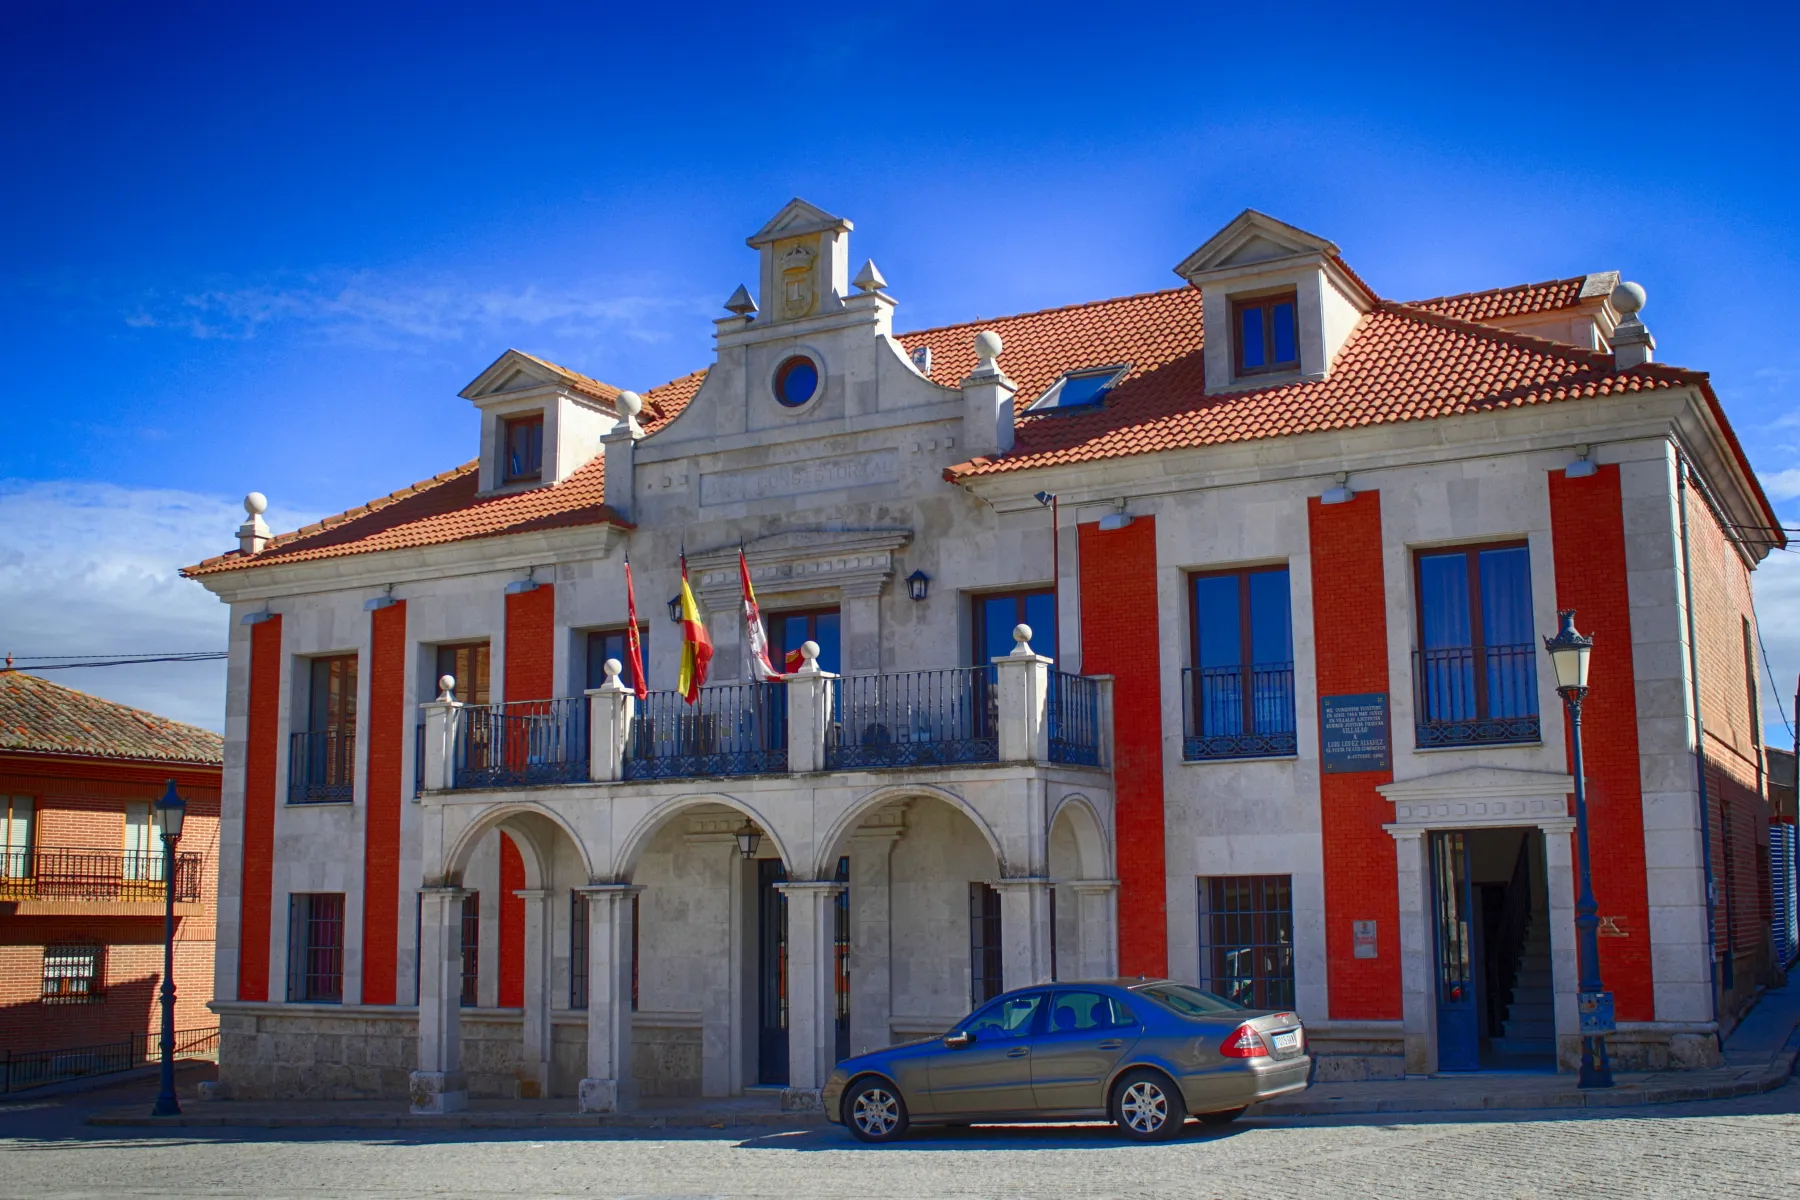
top-left (815, 782), bottom-right (1006, 879)
top-left (442, 800), bottom-right (594, 888)
top-left (611, 791), bottom-right (797, 882)
top-left (1047, 792), bottom-right (1112, 881)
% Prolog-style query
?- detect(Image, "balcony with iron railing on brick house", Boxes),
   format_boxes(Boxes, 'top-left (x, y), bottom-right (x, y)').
top-left (0, 847), bottom-right (204, 905)
top-left (415, 630), bottom-right (1112, 793)
top-left (1181, 662), bottom-right (1298, 761)
top-left (1412, 644), bottom-right (1541, 748)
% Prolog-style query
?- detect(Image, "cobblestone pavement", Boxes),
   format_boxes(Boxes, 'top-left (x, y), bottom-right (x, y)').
top-left (4, 1073), bottom-right (1799, 1199)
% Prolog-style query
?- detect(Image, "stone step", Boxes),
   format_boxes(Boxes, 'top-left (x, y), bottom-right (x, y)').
top-left (1490, 1036), bottom-right (1555, 1057)
top-left (1505, 1002), bottom-right (1553, 1023)
top-left (1503, 1018), bottom-right (1556, 1039)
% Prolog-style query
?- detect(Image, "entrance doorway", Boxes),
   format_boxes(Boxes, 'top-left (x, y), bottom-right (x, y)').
top-left (1430, 827), bottom-right (1553, 1071)
top-left (757, 859), bottom-right (788, 1085)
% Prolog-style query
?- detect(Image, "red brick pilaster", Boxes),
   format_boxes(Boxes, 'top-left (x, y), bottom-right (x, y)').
top-left (504, 585), bottom-right (555, 703)
top-left (361, 600), bottom-right (406, 1005)
top-left (1549, 464), bottom-right (1654, 1021)
top-left (499, 832), bottom-right (525, 1009)
top-left (1308, 491), bottom-right (1402, 1020)
top-left (1077, 516), bottom-right (1167, 976)
top-left (238, 615), bottom-right (282, 1002)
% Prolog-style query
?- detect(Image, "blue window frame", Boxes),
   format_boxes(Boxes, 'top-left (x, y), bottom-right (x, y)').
top-left (770, 609), bottom-right (841, 675)
top-left (585, 627), bottom-right (649, 692)
top-left (1233, 293), bottom-right (1299, 376)
top-left (502, 412), bottom-right (544, 483)
top-left (1184, 566), bottom-right (1296, 759)
top-left (1413, 543), bottom-right (1540, 746)
top-left (973, 590), bottom-right (1055, 665)
top-left (1029, 365), bottom-right (1129, 411)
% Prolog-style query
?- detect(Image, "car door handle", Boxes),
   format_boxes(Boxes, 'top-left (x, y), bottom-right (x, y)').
top-left (1097, 1040), bottom-right (1125, 1050)
top-left (1006, 1047), bottom-right (1030, 1058)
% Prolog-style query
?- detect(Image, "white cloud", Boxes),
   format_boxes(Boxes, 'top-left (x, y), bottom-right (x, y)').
top-left (1756, 468), bottom-right (1800, 502)
top-left (0, 480), bottom-right (320, 733)
top-left (124, 271), bottom-right (714, 351)
top-left (1754, 535), bottom-right (1800, 747)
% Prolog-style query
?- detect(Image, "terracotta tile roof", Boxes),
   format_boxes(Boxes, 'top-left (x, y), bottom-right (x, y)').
top-left (0, 671), bottom-right (223, 765)
top-left (1406, 275), bottom-right (1593, 324)
top-left (509, 351), bottom-right (622, 403)
top-left (944, 301), bottom-right (1692, 479)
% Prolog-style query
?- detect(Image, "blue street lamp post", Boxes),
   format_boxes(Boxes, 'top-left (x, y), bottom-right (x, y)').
top-left (1543, 610), bottom-right (1614, 1089)
top-left (151, 779), bottom-right (186, 1117)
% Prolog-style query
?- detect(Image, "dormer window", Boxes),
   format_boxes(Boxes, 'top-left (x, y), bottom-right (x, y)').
top-left (1233, 292), bottom-right (1299, 377)
top-left (502, 413), bottom-right (544, 484)
top-left (1028, 365), bottom-right (1130, 412)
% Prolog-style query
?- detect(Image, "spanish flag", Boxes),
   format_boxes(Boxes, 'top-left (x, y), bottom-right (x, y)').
top-left (677, 552), bottom-right (713, 704)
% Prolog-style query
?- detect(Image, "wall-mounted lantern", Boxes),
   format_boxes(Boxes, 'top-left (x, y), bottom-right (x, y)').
top-left (906, 570), bottom-right (930, 602)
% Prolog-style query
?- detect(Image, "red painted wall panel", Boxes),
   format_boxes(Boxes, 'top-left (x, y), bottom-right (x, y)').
top-left (1548, 464), bottom-right (1655, 1021)
top-left (1307, 492), bottom-right (1402, 1020)
top-left (498, 832), bottom-right (525, 1009)
top-left (361, 600), bottom-right (406, 1005)
top-left (504, 586), bottom-right (555, 703)
top-left (1077, 516), bottom-right (1167, 976)
top-left (238, 615), bottom-right (282, 1002)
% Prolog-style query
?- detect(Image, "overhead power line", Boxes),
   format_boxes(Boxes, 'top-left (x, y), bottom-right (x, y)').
top-left (5, 651), bottom-right (228, 671)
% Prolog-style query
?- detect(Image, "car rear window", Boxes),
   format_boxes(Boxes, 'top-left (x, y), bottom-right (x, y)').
top-left (1134, 983), bottom-right (1245, 1017)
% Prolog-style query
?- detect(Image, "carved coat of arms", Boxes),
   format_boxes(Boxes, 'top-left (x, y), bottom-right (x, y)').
top-left (777, 240), bottom-right (817, 320)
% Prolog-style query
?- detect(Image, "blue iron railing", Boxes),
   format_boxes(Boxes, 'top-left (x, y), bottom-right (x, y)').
top-left (623, 683), bottom-right (787, 780)
top-left (288, 729), bottom-right (355, 803)
top-left (1047, 672), bottom-right (1103, 766)
top-left (1413, 645), bottom-right (1539, 747)
top-left (414, 723), bottom-right (425, 796)
top-left (452, 696), bottom-right (590, 789)
top-left (826, 667), bottom-right (999, 769)
top-left (1182, 663), bottom-right (1297, 760)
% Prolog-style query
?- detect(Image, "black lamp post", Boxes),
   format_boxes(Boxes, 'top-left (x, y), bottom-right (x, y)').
top-left (151, 779), bottom-right (186, 1116)
top-left (1543, 610), bottom-right (1613, 1088)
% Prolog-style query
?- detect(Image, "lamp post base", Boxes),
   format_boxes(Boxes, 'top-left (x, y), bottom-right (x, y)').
top-left (1577, 1036), bottom-right (1614, 1089)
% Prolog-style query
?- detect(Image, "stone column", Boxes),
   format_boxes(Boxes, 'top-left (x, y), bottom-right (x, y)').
top-left (841, 582), bottom-right (884, 675)
top-left (995, 877), bottom-right (1055, 989)
top-left (578, 884), bottom-right (641, 1113)
top-left (586, 660), bottom-right (635, 783)
top-left (849, 821), bottom-right (905, 1055)
top-left (777, 881), bottom-right (845, 1110)
top-left (682, 825), bottom-right (738, 1098)
top-left (411, 885), bottom-right (471, 1114)
top-left (1540, 818), bottom-right (1581, 1071)
top-left (995, 627), bottom-right (1051, 763)
top-left (515, 888), bottom-right (554, 1098)
top-left (1070, 880), bottom-right (1120, 980)
top-left (784, 643), bottom-right (836, 774)
top-left (1387, 827), bottom-right (1433, 1075)
top-left (419, 682), bottom-right (464, 792)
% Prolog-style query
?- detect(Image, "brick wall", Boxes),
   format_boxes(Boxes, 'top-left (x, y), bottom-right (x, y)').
top-left (1307, 491), bottom-right (1402, 1020)
top-left (1548, 464), bottom-right (1655, 1021)
top-left (362, 600), bottom-right (407, 1006)
top-left (499, 832), bottom-right (525, 1009)
top-left (1077, 516), bottom-right (1167, 976)
top-left (239, 615), bottom-right (282, 1002)
top-left (504, 585), bottom-right (555, 703)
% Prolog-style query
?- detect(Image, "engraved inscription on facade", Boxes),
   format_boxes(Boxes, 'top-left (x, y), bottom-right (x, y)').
top-left (700, 450), bottom-right (900, 507)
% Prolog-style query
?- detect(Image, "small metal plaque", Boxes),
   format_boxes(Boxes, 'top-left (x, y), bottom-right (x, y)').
top-left (1579, 990), bottom-right (1616, 1034)
top-left (1352, 919), bottom-right (1378, 959)
top-left (1321, 693), bottom-right (1391, 774)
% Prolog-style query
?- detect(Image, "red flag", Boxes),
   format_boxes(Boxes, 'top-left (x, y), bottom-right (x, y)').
top-left (741, 548), bottom-right (783, 682)
top-left (623, 554), bottom-right (648, 701)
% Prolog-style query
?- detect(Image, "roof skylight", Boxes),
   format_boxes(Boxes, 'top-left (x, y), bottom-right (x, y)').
top-left (1029, 365), bottom-right (1130, 412)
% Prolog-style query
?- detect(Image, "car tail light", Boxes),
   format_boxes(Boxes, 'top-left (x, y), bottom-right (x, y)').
top-left (1218, 1023), bottom-right (1269, 1059)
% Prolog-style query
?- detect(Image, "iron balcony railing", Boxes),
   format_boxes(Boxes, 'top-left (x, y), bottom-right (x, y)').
top-left (1, 1026), bottom-right (218, 1094)
top-left (623, 683), bottom-right (788, 780)
top-left (1182, 663), bottom-right (1298, 760)
top-left (289, 729), bottom-right (355, 803)
top-left (1413, 644), bottom-right (1540, 747)
top-left (414, 723), bottom-right (425, 797)
top-left (453, 696), bottom-right (591, 789)
top-left (1047, 671), bottom-right (1103, 766)
top-left (826, 667), bottom-right (999, 770)
top-left (0, 848), bottom-right (204, 903)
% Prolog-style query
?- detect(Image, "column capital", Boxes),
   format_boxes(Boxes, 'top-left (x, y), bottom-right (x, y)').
top-left (419, 885), bottom-right (474, 900)
top-left (1382, 824), bottom-right (1426, 842)
top-left (1066, 878), bottom-right (1120, 895)
top-left (774, 880), bottom-right (847, 897)
top-left (512, 888), bottom-right (555, 902)
top-left (991, 876), bottom-right (1052, 891)
top-left (578, 883), bottom-right (645, 898)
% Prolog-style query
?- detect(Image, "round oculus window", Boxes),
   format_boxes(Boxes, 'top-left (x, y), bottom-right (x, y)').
top-left (774, 356), bottom-right (819, 407)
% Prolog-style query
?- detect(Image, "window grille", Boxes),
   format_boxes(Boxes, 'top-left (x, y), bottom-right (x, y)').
top-left (460, 892), bottom-right (480, 1006)
top-left (286, 894), bottom-right (345, 1003)
top-left (42, 944), bottom-right (102, 1002)
top-left (570, 889), bottom-right (589, 1010)
top-left (1197, 875), bottom-right (1295, 1010)
top-left (833, 855), bottom-right (850, 1063)
top-left (969, 882), bottom-right (1003, 1008)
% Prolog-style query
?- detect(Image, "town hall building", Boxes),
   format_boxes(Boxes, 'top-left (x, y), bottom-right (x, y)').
top-left (184, 201), bottom-right (1790, 1112)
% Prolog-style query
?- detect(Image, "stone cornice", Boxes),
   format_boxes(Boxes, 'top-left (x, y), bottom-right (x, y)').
top-left (688, 528), bottom-right (911, 604)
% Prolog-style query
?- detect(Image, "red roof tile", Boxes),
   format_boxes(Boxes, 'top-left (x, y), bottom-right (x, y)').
top-left (0, 671), bottom-right (223, 765)
top-left (1407, 275), bottom-right (1593, 324)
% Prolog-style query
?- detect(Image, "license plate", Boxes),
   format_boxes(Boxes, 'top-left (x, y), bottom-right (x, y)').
top-left (1272, 1030), bottom-right (1302, 1052)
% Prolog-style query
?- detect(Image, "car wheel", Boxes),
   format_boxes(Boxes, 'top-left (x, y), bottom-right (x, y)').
top-left (842, 1076), bottom-right (909, 1144)
top-left (1110, 1069), bottom-right (1186, 1142)
top-left (1198, 1106), bottom-right (1246, 1126)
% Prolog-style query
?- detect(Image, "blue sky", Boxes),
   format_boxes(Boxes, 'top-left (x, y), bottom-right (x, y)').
top-left (3, 1), bottom-right (1799, 731)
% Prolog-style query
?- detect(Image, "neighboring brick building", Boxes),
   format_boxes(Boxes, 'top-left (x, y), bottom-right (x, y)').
top-left (0, 670), bottom-right (223, 1054)
top-left (183, 202), bottom-right (1786, 1112)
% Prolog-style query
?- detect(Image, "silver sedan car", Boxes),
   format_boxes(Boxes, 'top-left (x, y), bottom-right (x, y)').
top-left (822, 979), bottom-right (1310, 1142)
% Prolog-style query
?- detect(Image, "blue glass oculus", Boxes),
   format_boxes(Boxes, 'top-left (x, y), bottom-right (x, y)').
top-left (775, 356), bottom-right (819, 406)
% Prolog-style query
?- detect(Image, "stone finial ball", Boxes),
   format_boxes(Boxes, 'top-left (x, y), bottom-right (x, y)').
top-left (1612, 281), bottom-right (1647, 316)
top-left (801, 640), bottom-right (820, 660)
top-left (617, 390), bottom-right (643, 417)
top-left (603, 657), bottom-right (622, 678)
top-left (244, 492), bottom-right (268, 516)
top-left (1013, 623), bottom-right (1033, 645)
top-left (974, 330), bottom-right (1003, 361)
top-left (438, 674), bottom-right (456, 695)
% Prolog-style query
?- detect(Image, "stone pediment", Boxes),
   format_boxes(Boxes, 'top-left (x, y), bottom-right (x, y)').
top-left (687, 528), bottom-right (911, 603)
top-left (1379, 766), bottom-right (1575, 831)
top-left (1174, 209), bottom-right (1340, 284)
top-left (747, 197), bottom-right (852, 247)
